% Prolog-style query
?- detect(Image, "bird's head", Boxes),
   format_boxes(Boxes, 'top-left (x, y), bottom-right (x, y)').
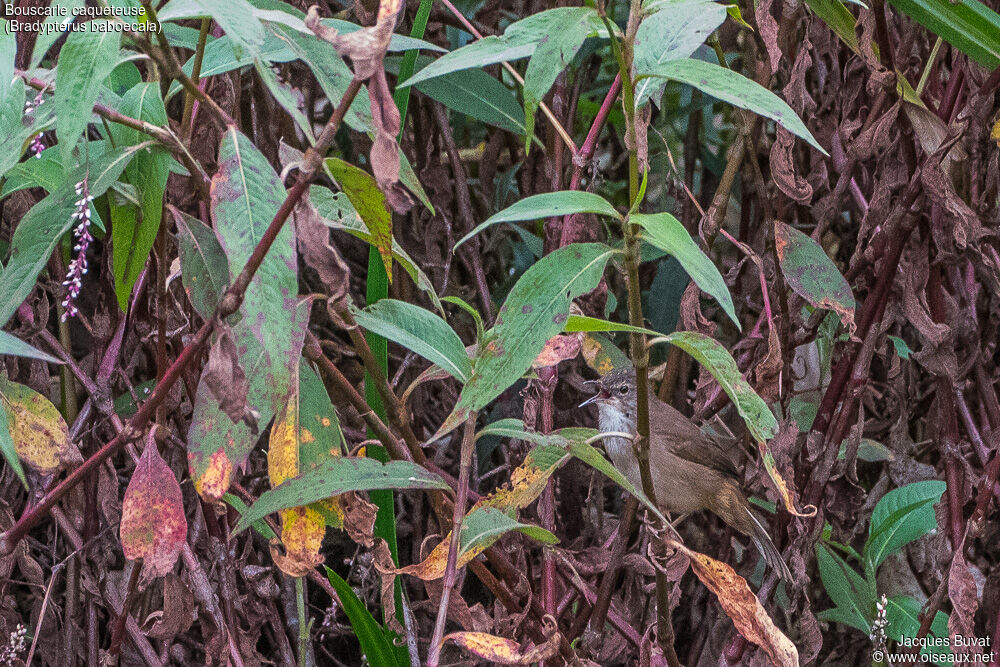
top-left (579, 367), bottom-right (637, 413)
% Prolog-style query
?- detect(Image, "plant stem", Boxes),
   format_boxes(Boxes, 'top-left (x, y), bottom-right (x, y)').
top-left (295, 577), bottom-right (308, 667)
top-left (0, 78), bottom-right (365, 558)
top-left (611, 3), bottom-right (681, 661)
top-left (427, 415), bottom-right (477, 667)
top-left (435, 0), bottom-right (578, 156)
top-left (108, 560), bottom-right (141, 658)
top-left (180, 18), bottom-right (210, 141)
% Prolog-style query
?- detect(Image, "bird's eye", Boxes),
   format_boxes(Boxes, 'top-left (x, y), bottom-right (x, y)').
top-left (619, 386), bottom-right (628, 395)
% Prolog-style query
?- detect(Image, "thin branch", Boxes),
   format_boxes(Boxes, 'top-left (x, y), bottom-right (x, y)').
top-left (434, 0), bottom-right (577, 156)
top-left (0, 78), bottom-right (366, 557)
top-left (427, 416), bottom-right (476, 667)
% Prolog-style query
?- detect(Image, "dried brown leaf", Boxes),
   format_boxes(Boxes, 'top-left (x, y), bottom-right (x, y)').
top-left (669, 541), bottom-right (799, 667)
top-left (204, 326), bottom-right (256, 432)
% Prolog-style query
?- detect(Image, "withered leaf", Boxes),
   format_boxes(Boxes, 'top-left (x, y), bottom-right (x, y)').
top-left (293, 197), bottom-right (351, 300)
top-left (668, 541), bottom-right (799, 667)
top-left (204, 325), bottom-right (257, 433)
top-left (121, 440), bottom-right (187, 588)
top-left (305, 5), bottom-right (412, 213)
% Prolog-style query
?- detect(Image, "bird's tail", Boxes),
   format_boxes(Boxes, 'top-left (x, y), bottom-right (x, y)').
top-left (746, 508), bottom-right (792, 582)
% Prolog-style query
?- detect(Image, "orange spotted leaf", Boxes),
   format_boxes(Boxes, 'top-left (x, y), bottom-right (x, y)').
top-left (121, 441), bottom-right (187, 587)
top-left (669, 541), bottom-right (799, 667)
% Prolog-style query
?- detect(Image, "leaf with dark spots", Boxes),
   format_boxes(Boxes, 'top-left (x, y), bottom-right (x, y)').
top-left (431, 243), bottom-right (614, 442)
top-left (774, 220), bottom-right (856, 335)
top-left (188, 129), bottom-right (305, 501)
top-left (0, 374), bottom-right (80, 476)
top-left (204, 326), bottom-right (256, 433)
top-left (121, 440), bottom-right (187, 588)
top-left (521, 305), bottom-right (533, 314)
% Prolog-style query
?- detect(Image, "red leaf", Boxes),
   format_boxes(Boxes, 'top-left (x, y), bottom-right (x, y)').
top-left (121, 440), bottom-right (187, 587)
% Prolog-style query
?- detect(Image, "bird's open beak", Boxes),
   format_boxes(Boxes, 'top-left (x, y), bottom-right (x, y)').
top-left (579, 387), bottom-right (610, 408)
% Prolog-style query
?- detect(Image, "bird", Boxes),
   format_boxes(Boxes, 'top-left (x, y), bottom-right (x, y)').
top-left (581, 366), bottom-right (792, 581)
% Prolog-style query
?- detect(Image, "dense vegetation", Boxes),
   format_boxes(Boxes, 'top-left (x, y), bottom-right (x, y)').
top-left (0, 0), bottom-right (999, 664)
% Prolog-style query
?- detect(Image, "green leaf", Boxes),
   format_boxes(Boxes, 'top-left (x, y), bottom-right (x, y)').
top-left (309, 185), bottom-right (442, 313)
top-left (458, 507), bottom-right (558, 557)
top-left (652, 331), bottom-right (778, 442)
top-left (442, 296), bottom-right (485, 342)
top-left (109, 83), bottom-right (171, 310)
top-left (885, 0), bottom-right (1000, 69)
top-left (865, 480), bottom-right (946, 569)
top-left (0, 143), bottom-right (140, 327)
top-left (639, 58), bottom-right (826, 154)
top-left (394, 58), bottom-right (526, 134)
top-left (401, 38), bottom-right (536, 88)
top-left (222, 493), bottom-right (278, 540)
top-left (352, 299), bottom-right (473, 383)
top-left (167, 32), bottom-right (297, 100)
top-left (0, 331), bottom-right (62, 365)
top-left (233, 457), bottom-right (448, 533)
top-left (815, 543), bottom-right (872, 633)
top-left (0, 395), bottom-right (27, 489)
top-left (324, 159), bottom-right (393, 282)
top-left (187, 129), bottom-right (306, 500)
top-left (633, 0), bottom-right (727, 108)
top-left (522, 8), bottom-right (596, 146)
top-left (630, 212), bottom-right (738, 329)
top-left (563, 315), bottom-right (658, 336)
top-left (261, 23), bottom-right (372, 133)
top-left (455, 192), bottom-right (621, 250)
top-left (888, 335), bottom-right (912, 359)
top-left (0, 80), bottom-right (57, 184)
top-left (774, 221), bottom-right (855, 334)
top-left (432, 243), bottom-right (615, 441)
top-left (326, 568), bottom-right (407, 667)
top-left (27, 0), bottom-right (86, 69)
top-left (0, 21), bottom-right (13, 108)
top-left (1, 149), bottom-right (67, 197)
top-left (171, 207), bottom-right (231, 321)
top-left (158, 0), bottom-right (267, 57)
top-left (837, 438), bottom-right (895, 462)
top-left (805, 0), bottom-right (861, 53)
top-left (476, 419), bottom-right (667, 523)
top-left (54, 21), bottom-right (122, 163)
top-left (884, 596), bottom-right (951, 666)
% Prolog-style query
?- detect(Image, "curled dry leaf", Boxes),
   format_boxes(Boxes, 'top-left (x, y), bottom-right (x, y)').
top-left (0, 374), bottom-right (81, 475)
top-left (121, 439), bottom-right (187, 587)
top-left (440, 618), bottom-right (560, 665)
top-left (204, 325), bottom-right (257, 433)
top-left (305, 2), bottom-right (412, 213)
top-left (532, 333), bottom-right (583, 369)
top-left (667, 540), bottom-right (799, 667)
top-left (294, 197), bottom-right (351, 310)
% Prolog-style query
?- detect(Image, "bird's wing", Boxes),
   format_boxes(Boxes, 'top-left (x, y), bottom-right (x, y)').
top-left (652, 397), bottom-right (739, 478)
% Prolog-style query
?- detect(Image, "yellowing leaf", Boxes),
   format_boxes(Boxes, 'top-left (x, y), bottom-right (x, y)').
top-left (395, 446), bottom-right (566, 580)
top-left (121, 441), bottom-right (187, 587)
top-left (441, 619), bottom-right (560, 664)
top-left (669, 541), bottom-right (799, 667)
top-left (267, 360), bottom-right (346, 576)
top-left (0, 375), bottom-right (80, 475)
